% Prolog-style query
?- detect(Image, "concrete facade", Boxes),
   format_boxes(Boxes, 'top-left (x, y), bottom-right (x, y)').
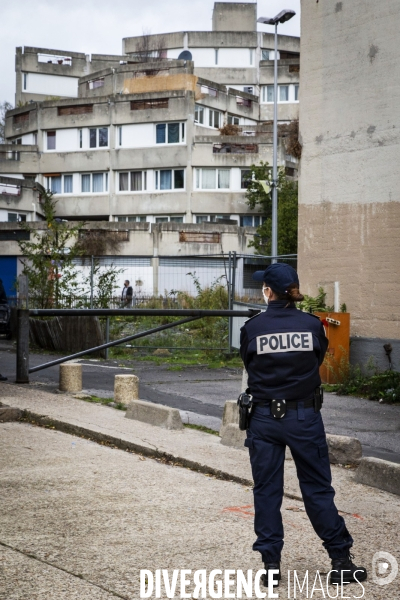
top-left (298, 0), bottom-right (400, 364)
top-left (4, 57), bottom-right (292, 225)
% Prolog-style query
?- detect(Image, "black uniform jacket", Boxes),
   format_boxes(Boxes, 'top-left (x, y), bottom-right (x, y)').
top-left (240, 300), bottom-right (328, 401)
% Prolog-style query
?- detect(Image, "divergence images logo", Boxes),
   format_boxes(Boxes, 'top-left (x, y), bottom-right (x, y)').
top-left (372, 552), bottom-right (398, 586)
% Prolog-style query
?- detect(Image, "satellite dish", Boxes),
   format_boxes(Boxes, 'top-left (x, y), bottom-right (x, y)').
top-left (178, 50), bottom-right (193, 61)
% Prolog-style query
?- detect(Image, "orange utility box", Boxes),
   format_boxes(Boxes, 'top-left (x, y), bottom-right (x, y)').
top-left (314, 312), bottom-right (350, 384)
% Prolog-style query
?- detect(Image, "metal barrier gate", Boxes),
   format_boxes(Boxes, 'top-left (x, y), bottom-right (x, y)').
top-left (16, 308), bottom-right (260, 384)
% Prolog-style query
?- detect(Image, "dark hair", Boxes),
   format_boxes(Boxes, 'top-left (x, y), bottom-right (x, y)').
top-left (274, 282), bottom-right (304, 304)
top-left (125, 280), bottom-right (130, 285)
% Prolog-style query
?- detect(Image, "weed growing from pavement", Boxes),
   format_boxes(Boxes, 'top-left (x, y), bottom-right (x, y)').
top-left (82, 395), bottom-right (126, 411)
top-left (183, 424), bottom-right (219, 436)
top-left (323, 355), bottom-right (400, 404)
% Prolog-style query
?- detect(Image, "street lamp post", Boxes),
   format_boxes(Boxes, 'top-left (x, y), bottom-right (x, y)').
top-left (257, 9), bottom-right (296, 263)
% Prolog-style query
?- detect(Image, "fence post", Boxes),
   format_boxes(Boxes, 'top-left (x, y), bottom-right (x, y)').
top-left (105, 317), bottom-right (110, 360)
top-left (16, 309), bottom-right (30, 383)
top-left (228, 252), bottom-right (232, 352)
top-left (90, 255), bottom-right (94, 309)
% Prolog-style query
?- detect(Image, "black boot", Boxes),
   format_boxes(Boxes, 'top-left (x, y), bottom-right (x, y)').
top-left (0, 374), bottom-right (7, 381)
top-left (261, 562), bottom-right (281, 588)
top-left (330, 553), bottom-right (367, 585)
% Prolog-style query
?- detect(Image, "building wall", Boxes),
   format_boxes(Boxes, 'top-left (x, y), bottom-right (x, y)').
top-left (298, 0), bottom-right (400, 368)
top-left (212, 2), bottom-right (256, 32)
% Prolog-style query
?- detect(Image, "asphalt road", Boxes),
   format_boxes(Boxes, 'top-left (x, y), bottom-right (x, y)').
top-left (1, 341), bottom-right (400, 463)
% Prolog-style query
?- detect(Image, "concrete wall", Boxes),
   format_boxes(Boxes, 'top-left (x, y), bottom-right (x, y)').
top-left (0, 176), bottom-right (43, 222)
top-left (298, 0), bottom-right (400, 366)
top-left (212, 3), bottom-right (256, 32)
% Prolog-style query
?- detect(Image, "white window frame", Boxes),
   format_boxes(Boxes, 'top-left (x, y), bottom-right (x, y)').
top-left (262, 83), bottom-right (299, 104)
top-left (155, 122), bottom-right (185, 145)
top-left (155, 216), bottom-right (184, 223)
top-left (154, 169), bottom-right (186, 191)
top-left (118, 170), bottom-right (148, 193)
top-left (116, 216), bottom-right (147, 222)
top-left (80, 172), bottom-right (109, 194)
top-left (228, 115), bottom-right (240, 125)
top-left (195, 104), bottom-right (205, 125)
top-left (208, 109), bottom-right (222, 129)
top-left (89, 127), bottom-right (109, 149)
top-left (46, 130), bottom-right (56, 151)
top-left (194, 168), bottom-right (231, 191)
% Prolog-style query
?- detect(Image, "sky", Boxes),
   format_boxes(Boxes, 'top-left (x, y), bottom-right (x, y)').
top-left (0, 0), bottom-right (300, 105)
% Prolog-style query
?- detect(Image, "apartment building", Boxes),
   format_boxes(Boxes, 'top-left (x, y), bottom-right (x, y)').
top-left (2, 2), bottom-right (299, 226)
top-left (0, 2), bottom-right (300, 298)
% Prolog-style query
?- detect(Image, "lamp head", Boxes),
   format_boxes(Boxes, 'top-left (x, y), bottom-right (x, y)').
top-left (257, 9), bottom-right (296, 25)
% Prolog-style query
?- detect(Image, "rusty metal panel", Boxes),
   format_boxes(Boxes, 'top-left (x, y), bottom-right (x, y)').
top-left (179, 231), bottom-right (221, 243)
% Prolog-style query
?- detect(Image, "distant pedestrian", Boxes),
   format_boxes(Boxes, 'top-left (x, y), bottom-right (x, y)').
top-left (121, 280), bottom-right (133, 308)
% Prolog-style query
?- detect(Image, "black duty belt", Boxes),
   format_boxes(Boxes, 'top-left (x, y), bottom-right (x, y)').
top-left (254, 387), bottom-right (324, 413)
top-left (255, 397), bottom-right (315, 409)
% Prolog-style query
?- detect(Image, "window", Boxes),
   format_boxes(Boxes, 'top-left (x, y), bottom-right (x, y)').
top-left (240, 215), bottom-right (265, 227)
top-left (195, 105), bottom-right (204, 124)
top-left (89, 127), bottom-right (109, 148)
top-left (227, 114), bottom-right (240, 125)
top-left (81, 173), bottom-right (108, 193)
top-left (50, 176), bottom-right (62, 194)
top-left (241, 170), bottom-right (252, 189)
top-left (64, 175), bottom-right (73, 193)
top-left (45, 175), bottom-right (72, 194)
top-left (243, 86), bottom-right (254, 95)
top-left (8, 212), bottom-right (26, 223)
top-left (262, 50), bottom-right (271, 60)
top-left (131, 99), bottom-right (169, 110)
top-left (249, 49), bottom-right (253, 65)
top-left (154, 169), bottom-right (185, 191)
top-left (236, 97), bottom-right (252, 108)
top-left (215, 49), bottom-right (219, 65)
top-left (156, 122), bottom-right (185, 144)
top-left (195, 168), bottom-right (230, 190)
top-left (295, 85), bottom-right (299, 101)
top-left (118, 126), bottom-right (122, 146)
top-left (209, 109), bottom-right (222, 128)
top-left (279, 85), bottom-right (289, 102)
top-left (79, 129), bottom-right (83, 149)
top-left (117, 216), bottom-right (146, 222)
top-left (263, 84), bottom-right (294, 103)
top-left (155, 216), bottom-right (183, 223)
top-left (47, 131), bottom-right (56, 150)
top-left (23, 74), bottom-right (27, 90)
top-left (195, 215), bottom-right (224, 223)
top-left (88, 78), bottom-right (104, 90)
top-left (118, 171), bottom-right (147, 192)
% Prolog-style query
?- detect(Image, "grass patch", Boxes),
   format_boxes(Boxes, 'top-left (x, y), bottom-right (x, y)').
top-left (82, 395), bottom-right (127, 411)
top-left (184, 423), bottom-right (220, 436)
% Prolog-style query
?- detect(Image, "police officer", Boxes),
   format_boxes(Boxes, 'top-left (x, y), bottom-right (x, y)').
top-left (240, 263), bottom-right (367, 587)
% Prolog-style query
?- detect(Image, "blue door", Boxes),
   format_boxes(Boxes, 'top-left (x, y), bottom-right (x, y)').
top-left (0, 256), bottom-right (18, 300)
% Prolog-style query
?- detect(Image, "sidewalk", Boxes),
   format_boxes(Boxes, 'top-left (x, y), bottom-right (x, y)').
top-left (1, 382), bottom-right (400, 598)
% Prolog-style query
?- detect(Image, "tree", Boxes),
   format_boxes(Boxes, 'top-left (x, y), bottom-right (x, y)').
top-left (0, 101), bottom-right (13, 143)
top-left (244, 161), bottom-right (298, 256)
top-left (18, 185), bottom-right (84, 308)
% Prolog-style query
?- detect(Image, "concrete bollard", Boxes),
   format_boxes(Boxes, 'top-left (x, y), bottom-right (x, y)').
top-left (59, 363), bottom-right (82, 393)
top-left (114, 374), bottom-right (139, 405)
top-left (125, 400), bottom-right (183, 430)
top-left (219, 400), bottom-right (239, 437)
